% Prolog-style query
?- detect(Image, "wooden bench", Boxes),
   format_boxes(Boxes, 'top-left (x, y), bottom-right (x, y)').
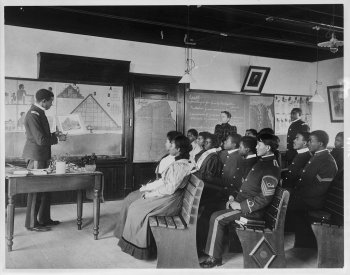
top-left (236, 187), bottom-right (290, 268)
top-left (309, 171), bottom-right (344, 268)
top-left (149, 174), bottom-right (204, 268)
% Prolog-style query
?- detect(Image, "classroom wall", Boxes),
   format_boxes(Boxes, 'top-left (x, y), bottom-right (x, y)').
top-left (5, 25), bottom-right (343, 143)
top-left (311, 58), bottom-right (344, 145)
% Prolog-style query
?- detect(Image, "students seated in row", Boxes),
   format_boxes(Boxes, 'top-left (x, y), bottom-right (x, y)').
top-left (192, 134), bottom-right (222, 205)
top-left (287, 130), bottom-right (338, 213)
top-left (281, 131), bottom-right (312, 190)
top-left (199, 133), bottom-right (281, 268)
top-left (187, 128), bottom-right (201, 164)
top-left (114, 130), bottom-right (181, 239)
top-left (196, 135), bottom-right (258, 252)
top-left (194, 131), bottom-right (210, 163)
top-left (115, 135), bottom-right (193, 260)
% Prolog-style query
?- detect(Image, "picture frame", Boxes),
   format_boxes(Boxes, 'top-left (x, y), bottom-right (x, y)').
top-left (241, 66), bottom-right (271, 93)
top-left (327, 85), bottom-right (344, 122)
top-left (56, 114), bottom-right (85, 134)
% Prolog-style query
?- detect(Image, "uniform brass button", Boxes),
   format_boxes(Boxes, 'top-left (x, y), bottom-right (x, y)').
top-left (252, 169), bottom-right (254, 171)
top-left (240, 190), bottom-right (242, 192)
top-left (245, 179), bottom-right (248, 181)
top-left (224, 164), bottom-right (226, 166)
top-left (299, 179), bottom-right (302, 181)
top-left (308, 161), bottom-right (311, 164)
top-left (237, 168), bottom-right (239, 170)
top-left (302, 170), bottom-right (305, 172)
top-left (289, 171), bottom-right (292, 173)
top-left (233, 176), bottom-right (235, 178)
top-left (231, 184), bottom-right (233, 187)
top-left (292, 162), bottom-right (294, 164)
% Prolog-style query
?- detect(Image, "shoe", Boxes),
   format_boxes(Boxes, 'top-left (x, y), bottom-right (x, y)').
top-left (27, 226), bottom-right (51, 232)
top-left (40, 220), bottom-right (60, 226)
top-left (200, 256), bottom-right (222, 268)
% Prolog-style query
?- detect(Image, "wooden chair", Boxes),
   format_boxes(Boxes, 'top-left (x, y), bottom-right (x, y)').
top-left (236, 187), bottom-right (290, 268)
top-left (149, 174), bottom-right (204, 268)
top-left (309, 174), bottom-right (344, 268)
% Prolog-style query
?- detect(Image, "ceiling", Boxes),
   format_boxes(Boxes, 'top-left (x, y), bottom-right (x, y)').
top-left (4, 5), bottom-right (344, 62)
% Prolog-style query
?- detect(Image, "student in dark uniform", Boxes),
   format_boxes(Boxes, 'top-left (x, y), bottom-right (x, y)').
top-left (214, 111), bottom-right (237, 146)
top-left (282, 131), bottom-right (312, 190)
top-left (194, 131), bottom-right (210, 163)
top-left (196, 135), bottom-right (257, 252)
top-left (245, 128), bottom-right (257, 138)
top-left (22, 89), bottom-right (65, 232)
top-left (192, 134), bottom-right (222, 205)
top-left (330, 131), bottom-right (343, 170)
top-left (288, 130), bottom-right (338, 212)
top-left (285, 108), bottom-right (310, 165)
top-left (200, 134), bottom-right (280, 268)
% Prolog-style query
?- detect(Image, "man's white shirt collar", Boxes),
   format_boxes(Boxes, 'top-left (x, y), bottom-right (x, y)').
top-left (291, 118), bottom-right (301, 123)
top-left (315, 149), bottom-right (328, 154)
top-left (227, 149), bottom-right (239, 154)
top-left (34, 103), bottom-right (46, 111)
top-left (246, 154), bottom-right (257, 159)
top-left (262, 153), bottom-right (275, 158)
top-left (297, 148), bottom-right (309, 154)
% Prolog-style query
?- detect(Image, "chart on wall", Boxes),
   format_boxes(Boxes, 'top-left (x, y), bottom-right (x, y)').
top-left (133, 98), bottom-right (177, 162)
top-left (274, 95), bottom-right (312, 135)
top-left (185, 90), bottom-right (274, 136)
top-left (5, 78), bottom-right (123, 158)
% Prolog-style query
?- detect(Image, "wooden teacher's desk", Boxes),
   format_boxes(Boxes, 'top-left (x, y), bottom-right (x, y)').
top-left (5, 169), bottom-right (104, 252)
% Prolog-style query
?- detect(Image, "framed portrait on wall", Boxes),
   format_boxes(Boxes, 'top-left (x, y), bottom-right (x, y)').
top-left (241, 66), bottom-right (270, 93)
top-left (327, 85), bottom-right (343, 122)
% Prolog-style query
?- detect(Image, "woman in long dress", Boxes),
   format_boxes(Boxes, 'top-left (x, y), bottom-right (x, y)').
top-left (114, 131), bottom-right (181, 238)
top-left (115, 135), bottom-right (193, 259)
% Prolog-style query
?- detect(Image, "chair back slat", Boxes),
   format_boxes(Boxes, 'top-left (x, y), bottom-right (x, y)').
top-left (180, 174), bottom-right (204, 225)
top-left (264, 187), bottom-right (290, 231)
top-left (324, 181), bottom-right (344, 226)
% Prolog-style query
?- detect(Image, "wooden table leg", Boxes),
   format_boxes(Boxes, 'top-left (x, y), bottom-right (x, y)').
top-left (7, 195), bottom-right (15, 252)
top-left (93, 188), bottom-right (100, 240)
top-left (77, 190), bottom-right (83, 230)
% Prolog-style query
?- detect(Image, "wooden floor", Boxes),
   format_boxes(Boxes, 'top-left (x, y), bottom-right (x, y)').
top-left (5, 200), bottom-right (317, 269)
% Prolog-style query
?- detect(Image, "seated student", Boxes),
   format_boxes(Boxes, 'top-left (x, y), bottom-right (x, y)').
top-left (245, 128), bottom-right (257, 138)
top-left (196, 135), bottom-right (257, 252)
top-left (288, 130), bottom-right (338, 212)
top-left (194, 131), bottom-right (210, 163)
top-left (115, 135), bottom-right (193, 260)
top-left (187, 128), bottom-right (201, 164)
top-left (330, 131), bottom-right (343, 170)
top-left (281, 131), bottom-right (312, 190)
top-left (199, 133), bottom-right (281, 268)
top-left (258, 127), bottom-right (274, 135)
top-left (192, 133), bottom-right (222, 204)
top-left (155, 131), bottom-right (182, 178)
top-left (114, 130), bottom-right (181, 238)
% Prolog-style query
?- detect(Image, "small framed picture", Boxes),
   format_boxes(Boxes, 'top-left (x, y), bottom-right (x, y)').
top-left (327, 85), bottom-right (344, 122)
top-left (241, 66), bottom-right (271, 93)
top-left (56, 114), bottom-right (85, 134)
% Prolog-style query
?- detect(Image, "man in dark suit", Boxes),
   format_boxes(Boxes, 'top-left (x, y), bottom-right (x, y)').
top-left (23, 89), bottom-right (65, 232)
top-left (214, 111), bottom-right (237, 146)
top-left (285, 108), bottom-right (310, 165)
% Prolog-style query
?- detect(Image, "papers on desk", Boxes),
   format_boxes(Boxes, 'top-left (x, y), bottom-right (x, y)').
top-left (13, 170), bottom-right (29, 175)
top-left (29, 169), bottom-right (48, 175)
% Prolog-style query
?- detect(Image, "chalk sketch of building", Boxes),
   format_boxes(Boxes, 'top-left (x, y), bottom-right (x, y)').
top-left (71, 94), bottom-right (120, 131)
top-left (57, 84), bottom-right (84, 98)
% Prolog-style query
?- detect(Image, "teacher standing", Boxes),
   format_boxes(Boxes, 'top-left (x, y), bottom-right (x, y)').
top-left (214, 111), bottom-right (237, 146)
top-left (22, 88), bottom-right (66, 232)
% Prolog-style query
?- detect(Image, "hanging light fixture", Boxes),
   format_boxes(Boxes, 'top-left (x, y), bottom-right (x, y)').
top-left (179, 7), bottom-right (196, 84)
top-left (310, 26), bottom-right (325, 103)
top-left (179, 40), bottom-right (196, 84)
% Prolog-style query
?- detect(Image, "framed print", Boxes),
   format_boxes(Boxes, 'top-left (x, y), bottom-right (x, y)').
top-left (327, 85), bottom-right (343, 122)
top-left (57, 114), bottom-right (85, 134)
top-left (241, 66), bottom-right (270, 93)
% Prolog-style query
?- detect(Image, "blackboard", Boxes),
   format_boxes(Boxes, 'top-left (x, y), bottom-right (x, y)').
top-left (133, 98), bottom-right (177, 162)
top-left (185, 90), bottom-right (274, 136)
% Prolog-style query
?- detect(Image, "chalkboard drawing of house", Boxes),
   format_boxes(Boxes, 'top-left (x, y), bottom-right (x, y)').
top-left (71, 94), bottom-right (120, 131)
top-left (57, 84), bottom-right (84, 98)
